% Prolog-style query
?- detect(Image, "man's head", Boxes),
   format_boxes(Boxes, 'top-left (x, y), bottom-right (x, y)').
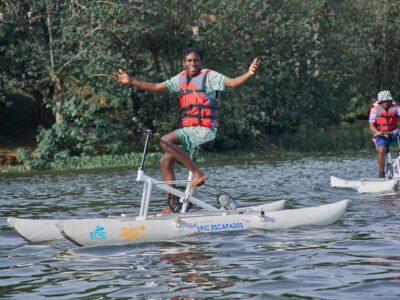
top-left (182, 47), bottom-right (203, 78)
top-left (376, 90), bottom-right (394, 109)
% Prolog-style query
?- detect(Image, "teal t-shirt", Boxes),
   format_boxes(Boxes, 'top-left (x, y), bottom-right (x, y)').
top-left (164, 70), bottom-right (226, 95)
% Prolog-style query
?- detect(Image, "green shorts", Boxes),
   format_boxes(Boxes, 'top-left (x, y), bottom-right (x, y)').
top-left (175, 126), bottom-right (217, 158)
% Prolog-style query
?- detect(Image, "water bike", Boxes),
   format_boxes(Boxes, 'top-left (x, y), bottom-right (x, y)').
top-left (8, 120), bottom-right (349, 247)
top-left (331, 129), bottom-right (400, 193)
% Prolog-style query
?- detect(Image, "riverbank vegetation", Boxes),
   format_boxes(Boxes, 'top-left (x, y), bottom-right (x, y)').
top-left (0, 121), bottom-right (374, 173)
top-left (1, 1), bottom-right (398, 172)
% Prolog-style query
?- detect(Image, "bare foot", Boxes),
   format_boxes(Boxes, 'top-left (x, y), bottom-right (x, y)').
top-left (159, 206), bottom-right (173, 215)
top-left (191, 172), bottom-right (208, 189)
top-left (159, 194), bottom-right (177, 214)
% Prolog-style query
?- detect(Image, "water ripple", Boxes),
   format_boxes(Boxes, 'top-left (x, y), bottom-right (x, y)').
top-left (1, 155), bottom-right (400, 298)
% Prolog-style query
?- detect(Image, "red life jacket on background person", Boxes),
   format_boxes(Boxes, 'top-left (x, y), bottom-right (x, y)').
top-left (373, 103), bottom-right (400, 131)
top-left (177, 69), bottom-right (220, 128)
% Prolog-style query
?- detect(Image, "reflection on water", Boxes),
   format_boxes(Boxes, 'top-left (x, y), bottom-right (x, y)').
top-left (1, 155), bottom-right (400, 299)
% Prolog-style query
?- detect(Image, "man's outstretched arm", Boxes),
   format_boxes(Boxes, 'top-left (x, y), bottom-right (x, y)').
top-left (224, 58), bottom-right (260, 87)
top-left (113, 69), bottom-right (168, 93)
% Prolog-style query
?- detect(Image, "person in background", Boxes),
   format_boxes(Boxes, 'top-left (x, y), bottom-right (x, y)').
top-left (114, 47), bottom-right (260, 213)
top-left (369, 90), bottom-right (400, 178)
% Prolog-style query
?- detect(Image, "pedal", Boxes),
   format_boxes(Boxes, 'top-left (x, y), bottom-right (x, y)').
top-left (167, 195), bottom-right (192, 213)
top-left (217, 194), bottom-right (237, 210)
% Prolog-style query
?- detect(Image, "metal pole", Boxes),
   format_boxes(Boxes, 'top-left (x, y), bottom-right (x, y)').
top-left (139, 130), bottom-right (152, 171)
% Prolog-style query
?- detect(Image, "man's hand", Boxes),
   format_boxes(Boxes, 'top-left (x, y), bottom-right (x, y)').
top-left (113, 68), bottom-right (132, 85)
top-left (373, 131), bottom-right (384, 137)
top-left (374, 130), bottom-right (391, 138)
top-left (248, 58), bottom-right (260, 75)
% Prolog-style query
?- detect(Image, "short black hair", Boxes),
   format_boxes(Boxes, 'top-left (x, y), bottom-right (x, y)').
top-left (182, 47), bottom-right (203, 62)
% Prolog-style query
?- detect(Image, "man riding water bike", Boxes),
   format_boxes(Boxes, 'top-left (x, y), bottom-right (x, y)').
top-left (369, 90), bottom-right (400, 178)
top-left (114, 47), bottom-right (260, 213)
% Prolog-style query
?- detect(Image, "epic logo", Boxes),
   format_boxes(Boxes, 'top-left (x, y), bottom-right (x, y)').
top-left (90, 225), bottom-right (107, 240)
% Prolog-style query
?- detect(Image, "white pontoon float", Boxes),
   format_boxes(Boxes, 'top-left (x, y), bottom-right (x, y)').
top-left (330, 175), bottom-right (398, 193)
top-left (8, 122), bottom-right (349, 247)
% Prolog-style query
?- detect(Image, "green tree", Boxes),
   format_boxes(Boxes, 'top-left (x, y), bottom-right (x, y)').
top-left (2, 0), bottom-right (400, 167)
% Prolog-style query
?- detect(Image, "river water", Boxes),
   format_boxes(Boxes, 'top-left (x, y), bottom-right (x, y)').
top-left (1, 155), bottom-right (400, 299)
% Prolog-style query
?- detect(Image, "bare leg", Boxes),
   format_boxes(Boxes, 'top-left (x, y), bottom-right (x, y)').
top-left (160, 132), bottom-right (208, 189)
top-left (377, 145), bottom-right (386, 177)
top-left (159, 153), bottom-right (176, 214)
top-left (160, 152), bottom-right (176, 183)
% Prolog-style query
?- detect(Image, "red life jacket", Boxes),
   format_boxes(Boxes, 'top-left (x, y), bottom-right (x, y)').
top-left (373, 104), bottom-right (399, 131)
top-left (177, 69), bottom-right (219, 128)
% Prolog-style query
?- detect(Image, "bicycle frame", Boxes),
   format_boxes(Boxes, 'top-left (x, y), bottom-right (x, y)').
top-left (135, 128), bottom-right (220, 220)
top-left (385, 134), bottom-right (400, 179)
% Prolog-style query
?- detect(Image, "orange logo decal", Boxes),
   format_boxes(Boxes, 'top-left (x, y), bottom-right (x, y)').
top-left (119, 225), bottom-right (146, 240)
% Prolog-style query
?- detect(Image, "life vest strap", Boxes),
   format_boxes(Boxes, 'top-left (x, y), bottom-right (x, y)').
top-left (178, 104), bottom-right (219, 125)
top-left (178, 89), bottom-right (206, 97)
top-left (180, 113), bottom-right (216, 120)
top-left (179, 103), bottom-right (219, 112)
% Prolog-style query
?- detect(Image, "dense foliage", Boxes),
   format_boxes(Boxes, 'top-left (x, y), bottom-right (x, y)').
top-left (1, 0), bottom-right (400, 168)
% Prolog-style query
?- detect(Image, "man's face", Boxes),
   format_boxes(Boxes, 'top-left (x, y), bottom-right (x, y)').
top-left (182, 52), bottom-right (202, 77)
top-left (381, 100), bottom-right (392, 109)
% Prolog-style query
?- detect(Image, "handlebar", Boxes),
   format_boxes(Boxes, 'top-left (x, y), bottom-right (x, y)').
top-left (132, 117), bottom-right (152, 135)
top-left (132, 117), bottom-right (152, 171)
top-left (381, 129), bottom-right (400, 136)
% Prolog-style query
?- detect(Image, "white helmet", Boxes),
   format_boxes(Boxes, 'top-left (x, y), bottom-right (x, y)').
top-left (376, 90), bottom-right (393, 103)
